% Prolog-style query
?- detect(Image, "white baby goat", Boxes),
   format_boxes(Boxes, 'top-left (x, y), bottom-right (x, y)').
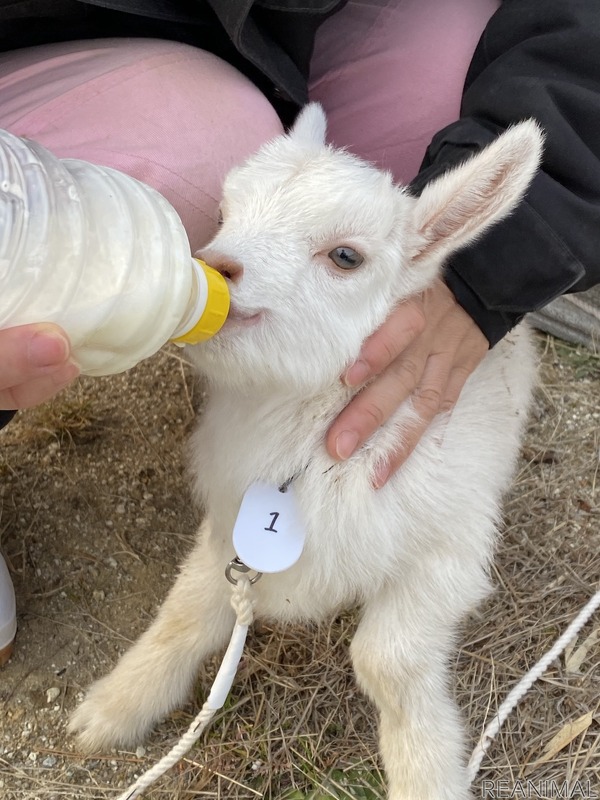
top-left (71, 104), bottom-right (543, 799)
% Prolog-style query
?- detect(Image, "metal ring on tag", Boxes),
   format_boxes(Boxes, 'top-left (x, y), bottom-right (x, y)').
top-left (225, 557), bottom-right (262, 586)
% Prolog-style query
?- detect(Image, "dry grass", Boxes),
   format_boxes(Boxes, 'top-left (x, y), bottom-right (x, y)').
top-left (0, 333), bottom-right (598, 799)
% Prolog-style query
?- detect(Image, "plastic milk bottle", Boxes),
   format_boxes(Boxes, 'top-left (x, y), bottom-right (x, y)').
top-left (0, 129), bottom-right (229, 376)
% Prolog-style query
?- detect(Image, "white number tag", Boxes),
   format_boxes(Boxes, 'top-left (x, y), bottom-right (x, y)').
top-left (233, 482), bottom-right (306, 573)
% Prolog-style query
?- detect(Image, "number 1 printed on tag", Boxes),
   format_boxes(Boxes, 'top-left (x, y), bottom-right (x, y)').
top-left (233, 482), bottom-right (306, 574)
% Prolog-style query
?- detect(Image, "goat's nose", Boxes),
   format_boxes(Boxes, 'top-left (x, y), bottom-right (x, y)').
top-left (197, 250), bottom-right (244, 284)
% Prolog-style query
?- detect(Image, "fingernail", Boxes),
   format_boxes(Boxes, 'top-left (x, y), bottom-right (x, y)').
top-left (344, 360), bottom-right (370, 387)
top-left (335, 430), bottom-right (359, 460)
top-left (433, 415), bottom-right (451, 449)
top-left (29, 330), bottom-right (70, 368)
top-left (372, 462), bottom-right (391, 489)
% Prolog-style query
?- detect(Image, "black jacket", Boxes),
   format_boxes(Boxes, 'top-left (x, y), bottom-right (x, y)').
top-left (2, 0), bottom-right (600, 346)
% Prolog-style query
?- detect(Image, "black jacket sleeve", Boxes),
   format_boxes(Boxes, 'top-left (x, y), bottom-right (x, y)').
top-left (0, 411), bottom-right (16, 429)
top-left (410, 0), bottom-right (600, 346)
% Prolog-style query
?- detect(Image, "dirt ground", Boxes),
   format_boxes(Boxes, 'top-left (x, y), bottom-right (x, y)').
top-left (0, 333), bottom-right (598, 800)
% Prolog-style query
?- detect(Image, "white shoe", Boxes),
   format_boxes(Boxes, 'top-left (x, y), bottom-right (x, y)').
top-left (0, 553), bottom-right (16, 666)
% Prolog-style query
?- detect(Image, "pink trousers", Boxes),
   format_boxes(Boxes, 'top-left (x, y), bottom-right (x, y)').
top-left (0, 0), bottom-right (500, 253)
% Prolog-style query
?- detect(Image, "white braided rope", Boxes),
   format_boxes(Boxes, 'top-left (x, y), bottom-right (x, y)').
top-left (467, 587), bottom-right (600, 783)
top-left (116, 576), bottom-right (256, 800)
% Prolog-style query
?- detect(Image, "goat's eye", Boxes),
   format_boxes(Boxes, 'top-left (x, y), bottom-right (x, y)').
top-left (328, 246), bottom-right (364, 270)
top-left (217, 208), bottom-right (224, 226)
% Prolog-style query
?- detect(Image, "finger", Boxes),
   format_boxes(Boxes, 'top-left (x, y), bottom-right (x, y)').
top-left (372, 412), bottom-right (433, 489)
top-left (371, 351), bottom-right (453, 488)
top-left (441, 364), bottom-right (474, 411)
top-left (327, 349), bottom-right (427, 461)
top-left (410, 350), bottom-right (454, 421)
top-left (344, 297), bottom-right (426, 386)
top-left (0, 324), bottom-right (72, 391)
top-left (437, 328), bottom-right (488, 412)
top-left (0, 362), bottom-right (80, 410)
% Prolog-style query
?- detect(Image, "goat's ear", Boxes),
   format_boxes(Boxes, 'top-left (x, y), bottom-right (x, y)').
top-left (289, 103), bottom-right (327, 147)
top-left (410, 121), bottom-right (543, 264)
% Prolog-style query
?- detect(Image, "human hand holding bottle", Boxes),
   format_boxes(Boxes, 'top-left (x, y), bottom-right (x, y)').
top-left (0, 323), bottom-right (80, 410)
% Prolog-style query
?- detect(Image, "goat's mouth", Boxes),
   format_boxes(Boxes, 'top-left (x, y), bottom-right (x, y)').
top-left (222, 304), bottom-right (263, 329)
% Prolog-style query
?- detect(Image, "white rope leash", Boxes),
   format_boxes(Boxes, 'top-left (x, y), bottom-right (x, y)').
top-left (116, 575), bottom-right (255, 800)
top-left (467, 587), bottom-right (600, 783)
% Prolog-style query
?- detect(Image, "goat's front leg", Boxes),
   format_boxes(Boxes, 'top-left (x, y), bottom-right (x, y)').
top-left (351, 581), bottom-right (474, 800)
top-left (70, 521), bottom-right (235, 752)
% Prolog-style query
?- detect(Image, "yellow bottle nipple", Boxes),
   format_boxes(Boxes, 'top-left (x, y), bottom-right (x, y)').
top-left (172, 259), bottom-right (230, 344)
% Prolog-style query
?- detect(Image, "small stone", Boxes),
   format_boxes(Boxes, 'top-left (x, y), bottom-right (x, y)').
top-left (135, 746), bottom-right (146, 758)
top-left (42, 755), bottom-right (57, 768)
top-left (46, 688), bottom-right (61, 704)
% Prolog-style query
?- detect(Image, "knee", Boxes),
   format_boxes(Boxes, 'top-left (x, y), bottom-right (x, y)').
top-left (81, 40), bottom-right (284, 248)
top-left (3, 38), bottom-right (284, 249)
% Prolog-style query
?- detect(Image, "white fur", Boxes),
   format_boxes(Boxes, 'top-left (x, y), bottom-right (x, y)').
top-left (70, 105), bottom-right (543, 799)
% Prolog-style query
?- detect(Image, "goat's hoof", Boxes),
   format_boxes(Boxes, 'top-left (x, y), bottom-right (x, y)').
top-left (69, 679), bottom-right (151, 753)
